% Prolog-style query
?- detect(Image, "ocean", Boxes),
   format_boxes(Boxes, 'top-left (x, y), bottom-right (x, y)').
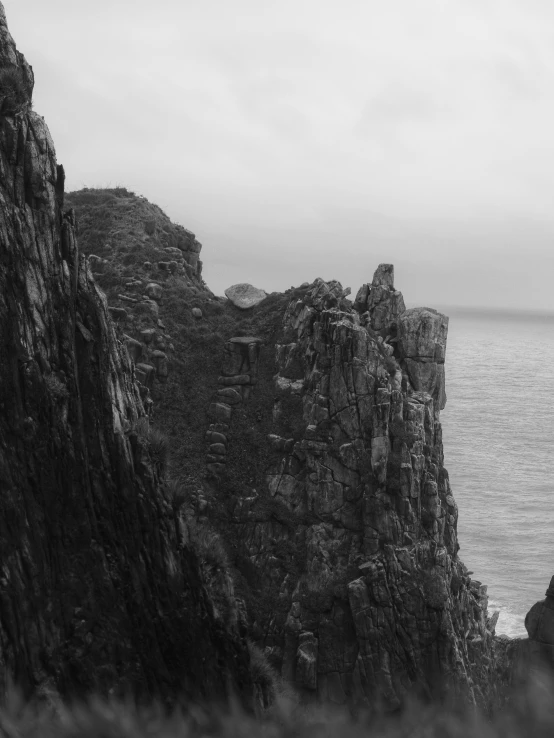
top-left (438, 307), bottom-right (554, 638)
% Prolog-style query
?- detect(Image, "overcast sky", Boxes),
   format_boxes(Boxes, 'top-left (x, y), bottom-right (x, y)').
top-left (5, 0), bottom-right (554, 308)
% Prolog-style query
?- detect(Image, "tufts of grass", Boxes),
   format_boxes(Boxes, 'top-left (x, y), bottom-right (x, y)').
top-left (0, 65), bottom-right (32, 115)
top-left (146, 428), bottom-right (171, 475)
top-left (188, 522), bottom-right (238, 628)
top-left (188, 522), bottom-right (229, 574)
top-left (1, 670), bottom-right (554, 737)
top-left (132, 418), bottom-right (171, 476)
top-left (247, 640), bottom-right (294, 712)
top-left (44, 373), bottom-right (69, 402)
top-left (162, 478), bottom-right (191, 513)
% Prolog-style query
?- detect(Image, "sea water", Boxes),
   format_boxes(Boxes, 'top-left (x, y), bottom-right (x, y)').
top-left (439, 307), bottom-right (554, 638)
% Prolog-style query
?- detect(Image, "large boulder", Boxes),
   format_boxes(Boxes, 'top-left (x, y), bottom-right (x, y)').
top-left (225, 283), bottom-right (267, 309)
top-left (145, 282), bottom-right (163, 301)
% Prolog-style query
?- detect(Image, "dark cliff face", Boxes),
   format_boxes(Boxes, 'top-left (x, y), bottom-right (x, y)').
top-left (10, 10), bottom-right (500, 706)
top-left (70, 186), bottom-right (498, 705)
top-left (201, 272), bottom-right (496, 707)
top-left (0, 4), bottom-right (251, 703)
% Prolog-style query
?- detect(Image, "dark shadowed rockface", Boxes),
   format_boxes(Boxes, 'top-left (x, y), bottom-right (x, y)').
top-left (1, 0), bottom-right (529, 710)
top-left (68, 179), bottom-right (501, 705)
top-left (204, 272), bottom-right (497, 707)
top-left (0, 3), bottom-right (251, 705)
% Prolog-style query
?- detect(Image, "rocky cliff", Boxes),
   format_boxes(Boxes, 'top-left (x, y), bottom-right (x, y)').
top-left (0, 0), bottom-right (507, 709)
top-left (64, 208), bottom-right (500, 706)
top-left (0, 3), bottom-right (251, 704)
top-left (200, 271), bottom-right (496, 708)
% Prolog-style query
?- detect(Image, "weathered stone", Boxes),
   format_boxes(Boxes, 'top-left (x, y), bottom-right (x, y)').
top-left (229, 336), bottom-right (264, 345)
top-left (145, 282), bottom-right (163, 301)
top-left (123, 334), bottom-right (142, 363)
top-left (209, 402), bottom-right (232, 423)
top-left (151, 350), bottom-right (169, 379)
top-left (88, 254), bottom-right (106, 271)
top-left (207, 462), bottom-right (226, 475)
top-left (221, 347), bottom-right (245, 376)
top-left (296, 631), bottom-right (318, 690)
top-left (404, 359), bottom-right (446, 410)
top-left (218, 272), bottom-right (493, 708)
top-left (135, 363), bottom-right (156, 389)
top-left (372, 263), bottom-right (394, 288)
top-left (225, 283), bottom-right (267, 309)
top-left (108, 306), bottom-right (127, 322)
top-left (206, 431), bottom-right (227, 445)
top-left (209, 443), bottom-right (227, 455)
top-left (140, 328), bottom-right (156, 344)
top-left (217, 388), bottom-right (242, 406)
top-left (218, 375), bottom-right (251, 385)
top-left (525, 575), bottom-right (554, 645)
top-left (398, 307), bottom-right (449, 362)
top-left (192, 307), bottom-right (202, 318)
top-left (136, 299), bottom-right (159, 317)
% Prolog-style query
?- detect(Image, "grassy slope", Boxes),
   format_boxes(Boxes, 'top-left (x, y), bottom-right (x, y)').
top-left (66, 187), bottom-right (296, 486)
top-left (65, 187), bottom-right (304, 629)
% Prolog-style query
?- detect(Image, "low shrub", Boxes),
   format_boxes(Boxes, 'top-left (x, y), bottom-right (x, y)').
top-left (1, 670), bottom-right (554, 736)
top-left (44, 373), bottom-right (69, 402)
top-left (162, 478), bottom-right (191, 513)
top-left (132, 418), bottom-right (170, 476)
top-left (188, 521), bottom-right (237, 628)
top-left (146, 428), bottom-right (170, 474)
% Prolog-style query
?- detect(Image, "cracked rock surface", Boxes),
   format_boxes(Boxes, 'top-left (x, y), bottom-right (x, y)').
top-left (210, 269), bottom-right (496, 707)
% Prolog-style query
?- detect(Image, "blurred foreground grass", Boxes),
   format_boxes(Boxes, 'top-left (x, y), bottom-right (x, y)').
top-left (1, 670), bottom-right (553, 738)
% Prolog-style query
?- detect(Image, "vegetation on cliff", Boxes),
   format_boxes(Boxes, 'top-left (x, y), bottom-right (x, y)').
top-left (1, 673), bottom-right (554, 738)
top-left (1, 0), bottom-right (552, 730)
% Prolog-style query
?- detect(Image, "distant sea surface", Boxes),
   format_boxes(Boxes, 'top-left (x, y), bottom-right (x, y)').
top-left (436, 307), bottom-right (554, 638)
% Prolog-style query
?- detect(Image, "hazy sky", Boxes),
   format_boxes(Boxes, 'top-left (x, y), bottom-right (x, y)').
top-left (6, 0), bottom-right (554, 308)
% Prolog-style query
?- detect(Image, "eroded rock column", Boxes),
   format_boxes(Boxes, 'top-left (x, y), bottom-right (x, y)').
top-left (205, 337), bottom-right (263, 476)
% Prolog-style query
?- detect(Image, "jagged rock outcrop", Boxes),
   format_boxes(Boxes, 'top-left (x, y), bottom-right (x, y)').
top-left (204, 269), bottom-right (495, 707)
top-left (205, 337), bottom-right (262, 476)
top-left (520, 576), bottom-right (554, 669)
top-left (0, 3), bottom-right (251, 704)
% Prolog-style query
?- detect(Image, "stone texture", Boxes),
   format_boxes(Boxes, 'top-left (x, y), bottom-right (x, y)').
top-left (525, 576), bottom-right (554, 645)
top-left (151, 350), bottom-right (169, 380)
top-left (219, 275), bottom-right (494, 708)
top-left (145, 282), bottom-right (163, 301)
top-left (123, 334), bottom-right (143, 363)
top-left (225, 283), bottom-right (268, 309)
top-left (354, 264), bottom-right (406, 335)
top-left (0, 2), bottom-right (251, 704)
top-left (135, 363), bottom-right (156, 389)
top-left (399, 308), bottom-right (449, 410)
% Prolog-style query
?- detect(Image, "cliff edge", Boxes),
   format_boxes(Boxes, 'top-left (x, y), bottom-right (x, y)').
top-left (0, 3), bottom-right (251, 704)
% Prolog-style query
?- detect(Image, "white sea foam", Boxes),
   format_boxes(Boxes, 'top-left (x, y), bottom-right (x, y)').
top-left (488, 599), bottom-right (527, 639)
